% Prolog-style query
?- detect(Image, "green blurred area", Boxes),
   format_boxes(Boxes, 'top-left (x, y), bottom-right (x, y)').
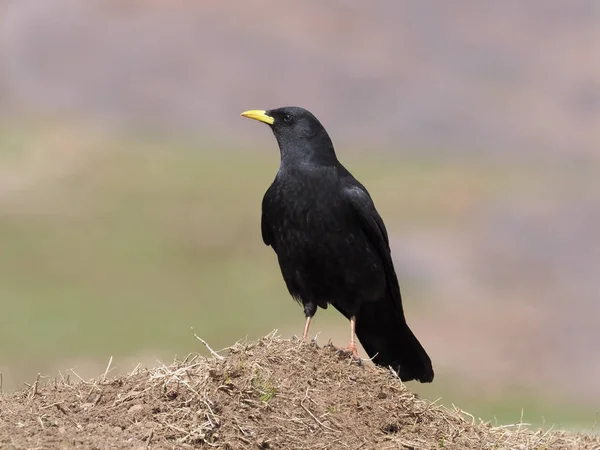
top-left (0, 124), bottom-right (596, 431)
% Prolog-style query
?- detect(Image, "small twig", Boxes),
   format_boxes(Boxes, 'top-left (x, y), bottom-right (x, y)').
top-left (492, 422), bottom-right (532, 430)
top-left (28, 373), bottom-right (41, 400)
top-left (388, 366), bottom-right (404, 384)
top-left (530, 424), bottom-right (555, 448)
top-left (301, 400), bottom-right (339, 433)
top-left (102, 356), bottom-right (113, 382)
top-left (145, 428), bottom-right (154, 448)
top-left (517, 408), bottom-right (524, 432)
top-left (40, 401), bottom-right (64, 410)
top-left (234, 419), bottom-right (249, 436)
top-left (55, 403), bottom-right (68, 415)
top-left (128, 363), bottom-right (142, 379)
top-left (203, 399), bottom-right (217, 427)
top-left (159, 420), bottom-right (187, 434)
top-left (34, 374), bottom-right (41, 392)
top-left (236, 435), bottom-right (251, 445)
top-left (83, 385), bottom-right (96, 402)
top-left (69, 369), bottom-right (88, 384)
top-left (300, 388), bottom-right (340, 433)
top-left (453, 404), bottom-right (475, 426)
top-left (264, 329), bottom-right (279, 340)
top-left (191, 329), bottom-right (224, 360)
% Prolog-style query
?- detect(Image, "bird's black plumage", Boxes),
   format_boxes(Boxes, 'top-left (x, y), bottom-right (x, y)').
top-left (242, 106), bottom-right (434, 383)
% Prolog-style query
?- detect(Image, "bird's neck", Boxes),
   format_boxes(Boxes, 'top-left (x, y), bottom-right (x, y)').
top-left (277, 133), bottom-right (340, 168)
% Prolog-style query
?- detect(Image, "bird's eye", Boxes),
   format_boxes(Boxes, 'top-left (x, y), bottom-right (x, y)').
top-left (282, 114), bottom-right (293, 123)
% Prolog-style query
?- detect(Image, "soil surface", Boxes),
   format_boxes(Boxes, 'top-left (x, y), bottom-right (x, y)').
top-left (1, 335), bottom-right (598, 449)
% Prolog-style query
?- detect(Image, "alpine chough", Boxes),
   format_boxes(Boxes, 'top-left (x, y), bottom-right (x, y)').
top-left (241, 106), bottom-right (434, 383)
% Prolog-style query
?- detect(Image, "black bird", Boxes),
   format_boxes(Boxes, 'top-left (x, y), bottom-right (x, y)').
top-left (241, 106), bottom-right (434, 383)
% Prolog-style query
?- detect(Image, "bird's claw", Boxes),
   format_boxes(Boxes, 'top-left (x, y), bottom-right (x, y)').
top-left (333, 343), bottom-right (362, 366)
top-left (336, 349), bottom-right (362, 366)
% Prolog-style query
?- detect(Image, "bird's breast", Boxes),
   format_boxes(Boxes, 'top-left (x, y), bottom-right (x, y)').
top-left (269, 181), bottom-right (346, 233)
top-left (265, 180), bottom-right (368, 257)
top-left (263, 172), bottom-right (386, 305)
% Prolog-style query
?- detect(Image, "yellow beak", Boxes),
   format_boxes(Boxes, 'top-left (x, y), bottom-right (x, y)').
top-left (240, 110), bottom-right (274, 125)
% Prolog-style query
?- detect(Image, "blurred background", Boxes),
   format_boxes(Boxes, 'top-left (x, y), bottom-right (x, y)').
top-left (1, 0), bottom-right (598, 430)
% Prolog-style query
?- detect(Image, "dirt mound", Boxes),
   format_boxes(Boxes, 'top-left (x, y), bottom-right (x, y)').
top-left (1, 335), bottom-right (598, 449)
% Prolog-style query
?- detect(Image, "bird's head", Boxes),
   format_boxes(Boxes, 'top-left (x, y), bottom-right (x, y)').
top-left (241, 106), bottom-right (337, 166)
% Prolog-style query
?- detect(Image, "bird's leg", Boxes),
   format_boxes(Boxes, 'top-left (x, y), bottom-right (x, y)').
top-left (302, 316), bottom-right (312, 341)
top-left (302, 303), bottom-right (317, 342)
top-left (346, 316), bottom-right (360, 359)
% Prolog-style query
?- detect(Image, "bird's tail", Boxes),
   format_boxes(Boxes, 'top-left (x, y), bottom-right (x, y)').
top-left (355, 300), bottom-right (434, 383)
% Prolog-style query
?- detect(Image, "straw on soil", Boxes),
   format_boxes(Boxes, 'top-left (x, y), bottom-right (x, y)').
top-left (0, 333), bottom-right (598, 449)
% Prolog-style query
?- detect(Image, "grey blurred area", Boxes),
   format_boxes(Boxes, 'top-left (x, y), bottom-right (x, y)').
top-left (1, 0), bottom-right (599, 421)
top-left (2, 0), bottom-right (598, 156)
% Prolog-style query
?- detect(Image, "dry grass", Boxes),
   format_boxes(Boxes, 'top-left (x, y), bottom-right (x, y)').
top-left (0, 334), bottom-right (598, 449)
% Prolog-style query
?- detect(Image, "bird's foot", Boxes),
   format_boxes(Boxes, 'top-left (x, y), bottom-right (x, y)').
top-left (346, 342), bottom-right (360, 359)
top-left (333, 342), bottom-right (362, 366)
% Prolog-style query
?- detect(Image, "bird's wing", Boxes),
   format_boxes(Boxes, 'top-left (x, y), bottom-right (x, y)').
top-left (343, 184), bottom-right (404, 312)
top-left (260, 188), bottom-right (275, 247)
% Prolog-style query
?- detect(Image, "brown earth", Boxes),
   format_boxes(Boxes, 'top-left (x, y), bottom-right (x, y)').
top-left (1, 335), bottom-right (598, 450)
top-left (1, 0), bottom-right (599, 407)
